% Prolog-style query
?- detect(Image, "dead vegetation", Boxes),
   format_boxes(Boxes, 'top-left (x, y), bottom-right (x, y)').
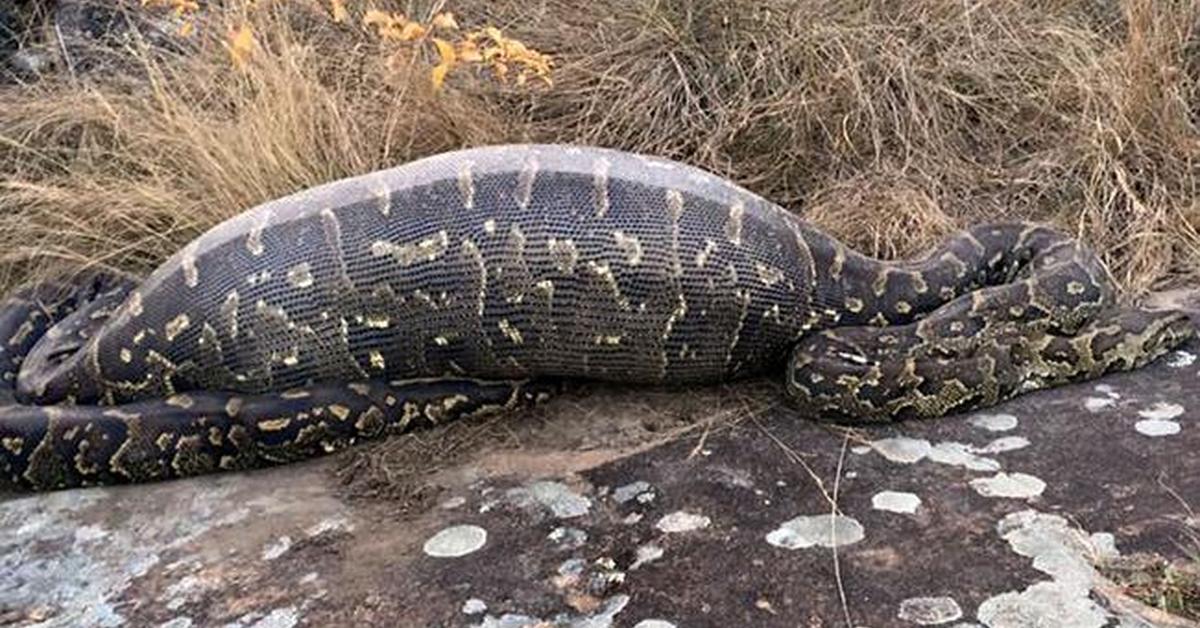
top-left (0, 0), bottom-right (1197, 295)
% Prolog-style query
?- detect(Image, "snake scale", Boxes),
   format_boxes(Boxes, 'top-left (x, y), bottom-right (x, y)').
top-left (0, 145), bottom-right (1193, 491)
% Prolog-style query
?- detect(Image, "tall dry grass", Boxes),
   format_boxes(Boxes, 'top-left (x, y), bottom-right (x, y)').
top-left (1, 0), bottom-right (1198, 296)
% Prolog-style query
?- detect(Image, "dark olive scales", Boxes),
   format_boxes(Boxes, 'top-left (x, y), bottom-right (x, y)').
top-left (1, 145), bottom-right (1192, 490)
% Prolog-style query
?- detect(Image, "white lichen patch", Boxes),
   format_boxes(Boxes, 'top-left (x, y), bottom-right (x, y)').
top-left (1084, 396), bottom-right (1116, 412)
top-left (971, 436), bottom-right (1031, 455)
top-left (630, 543), bottom-right (664, 570)
top-left (505, 481), bottom-right (592, 519)
top-left (976, 510), bottom-right (1118, 628)
top-left (423, 524), bottom-right (487, 558)
top-left (1137, 401), bottom-right (1184, 420)
top-left (765, 514), bottom-right (864, 550)
top-left (897, 596), bottom-right (963, 625)
top-left (632, 621), bottom-right (677, 628)
top-left (869, 437), bottom-right (933, 463)
top-left (1134, 419), bottom-right (1181, 437)
top-left (1084, 384), bottom-right (1121, 412)
top-left (261, 535), bottom-right (292, 561)
top-left (462, 598), bottom-right (487, 615)
top-left (1165, 350), bottom-right (1196, 368)
top-left (872, 491), bottom-right (921, 514)
top-left (928, 442), bottom-right (1000, 472)
top-left (968, 413), bottom-right (1018, 432)
top-left (969, 472), bottom-right (1046, 499)
top-left (655, 511), bottom-right (711, 533)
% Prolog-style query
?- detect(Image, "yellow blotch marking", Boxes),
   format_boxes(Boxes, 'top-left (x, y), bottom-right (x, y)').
top-left (348, 382), bottom-right (371, 396)
top-left (911, 272), bottom-right (929, 294)
top-left (385, 395), bottom-right (397, 406)
top-left (362, 314), bottom-right (391, 329)
top-left (595, 334), bottom-right (622, 345)
top-left (127, 291), bottom-right (144, 317)
top-left (939, 286), bottom-right (956, 300)
top-left (498, 319), bottom-right (524, 344)
top-left (442, 394), bottom-right (469, 413)
top-left (164, 313), bottom-right (191, 342)
top-left (208, 427), bottom-right (224, 446)
top-left (661, 294), bottom-right (688, 341)
top-left (895, 300), bottom-right (912, 315)
top-left (328, 404), bottom-right (351, 421)
top-left (457, 162), bottom-right (475, 209)
top-left (370, 231), bottom-right (450, 266)
top-left (372, 181), bottom-right (392, 216)
top-left (7, 320), bottom-right (34, 346)
top-left (755, 262), bottom-right (784, 287)
top-left (1009, 305), bottom-right (1025, 317)
top-left (665, 189), bottom-right (684, 223)
top-left (846, 297), bottom-right (864, 313)
top-left (516, 156), bottom-right (538, 209)
top-left (725, 201), bottom-right (744, 245)
top-left (2, 436), bottom-right (24, 454)
top-left (166, 394), bottom-right (194, 409)
top-left (949, 321), bottom-right (966, 333)
top-left (355, 406), bottom-right (385, 433)
top-left (246, 220), bottom-right (266, 256)
top-left (225, 397), bottom-right (244, 418)
top-left (119, 348), bottom-right (133, 363)
top-left (483, 219), bottom-right (497, 234)
top-left (593, 158), bottom-right (611, 218)
top-left (221, 291), bottom-right (241, 339)
top-left (156, 433), bottom-right (176, 451)
top-left (1066, 281), bottom-right (1086, 295)
top-left (613, 231), bottom-right (643, 266)
top-left (534, 279), bottom-right (555, 300)
top-left (181, 243), bottom-right (200, 288)
top-left (433, 335), bottom-right (449, 346)
top-left (695, 239), bottom-right (718, 268)
top-left (280, 389), bottom-right (311, 399)
top-left (287, 262), bottom-right (314, 288)
top-left (548, 238), bottom-right (579, 274)
top-left (280, 346), bottom-right (300, 367)
top-left (257, 417), bottom-right (292, 432)
top-left (369, 350), bottom-right (386, 370)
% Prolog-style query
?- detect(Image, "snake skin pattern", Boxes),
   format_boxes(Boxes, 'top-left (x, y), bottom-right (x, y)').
top-left (0, 144), bottom-right (1193, 490)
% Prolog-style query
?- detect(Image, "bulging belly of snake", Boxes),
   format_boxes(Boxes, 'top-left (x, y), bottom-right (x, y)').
top-left (0, 144), bottom-right (1192, 490)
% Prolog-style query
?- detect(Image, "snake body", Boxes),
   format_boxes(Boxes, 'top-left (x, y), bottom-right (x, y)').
top-left (0, 145), bottom-right (1193, 490)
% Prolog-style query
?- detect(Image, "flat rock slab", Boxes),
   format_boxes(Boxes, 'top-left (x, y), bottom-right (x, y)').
top-left (2, 314), bottom-right (1199, 626)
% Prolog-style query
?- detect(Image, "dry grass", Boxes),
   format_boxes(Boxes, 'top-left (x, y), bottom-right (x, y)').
top-left (1, 0), bottom-right (1198, 296)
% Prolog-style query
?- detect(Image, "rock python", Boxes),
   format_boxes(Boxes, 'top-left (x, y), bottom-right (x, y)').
top-left (0, 145), bottom-right (1192, 491)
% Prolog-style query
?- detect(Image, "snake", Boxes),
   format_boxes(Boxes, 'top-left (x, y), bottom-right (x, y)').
top-left (0, 144), bottom-right (1193, 491)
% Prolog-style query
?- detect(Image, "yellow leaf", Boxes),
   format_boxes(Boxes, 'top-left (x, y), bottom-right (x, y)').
top-left (492, 61), bottom-right (508, 81)
top-left (362, 9), bottom-right (392, 26)
top-left (177, 20), bottom-right (194, 37)
top-left (484, 26), bottom-right (504, 42)
top-left (329, 0), bottom-right (348, 23)
top-left (431, 11), bottom-right (459, 30)
top-left (432, 37), bottom-right (456, 65)
top-left (457, 40), bottom-right (482, 63)
top-left (431, 63), bottom-right (452, 90)
top-left (398, 21), bottom-right (427, 41)
top-left (227, 23), bottom-right (256, 70)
